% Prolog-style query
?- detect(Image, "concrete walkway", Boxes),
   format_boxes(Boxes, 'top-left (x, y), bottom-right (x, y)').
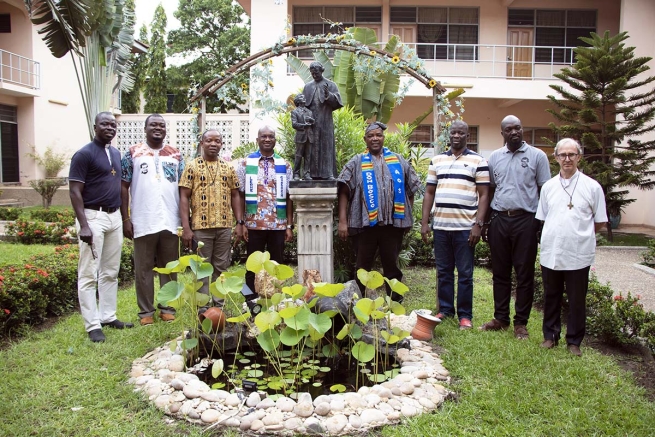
top-left (594, 246), bottom-right (655, 313)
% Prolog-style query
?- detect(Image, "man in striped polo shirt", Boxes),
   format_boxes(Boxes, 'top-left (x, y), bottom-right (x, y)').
top-left (421, 120), bottom-right (490, 330)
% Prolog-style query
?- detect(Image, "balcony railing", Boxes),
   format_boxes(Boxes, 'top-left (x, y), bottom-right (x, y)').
top-left (288, 43), bottom-right (576, 80)
top-left (0, 49), bottom-right (40, 89)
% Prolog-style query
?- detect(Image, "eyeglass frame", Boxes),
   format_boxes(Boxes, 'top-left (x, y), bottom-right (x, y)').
top-left (556, 152), bottom-right (580, 161)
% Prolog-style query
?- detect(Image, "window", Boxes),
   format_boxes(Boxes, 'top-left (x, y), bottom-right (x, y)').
top-left (0, 15), bottom-right (10, 33)
top-left (293, 7), bottom-right (382, 57)
top-left (390, 7), bottom-right (479, 61)
top-left (508, 9), bottom-right (596, 63)
top-left (409, 125), bottom-right (478, 152)
top-left (523, 127), bottom-right (559, 155)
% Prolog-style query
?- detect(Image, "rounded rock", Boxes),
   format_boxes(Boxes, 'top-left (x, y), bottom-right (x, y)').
top-left (246, 392), bottom-right (261, 407)
top-left (344, 392), bottom-right (367, 410)
top-left (330, 398), bottom-right (345, 412)
top-left (201, 409), bottom-right (221, 423)
top-left (400, 383), bottom-right (415, 395)
top-left (225, 393), bottom-right (241, 407)
top-left (276, 397), bottom-right (296, 412)
top-left (413, 370), bottom-right (429, 379)
top-left (284, 417), bottom-right (303, 430)
top-left (256, 397), bottom-right (276, 409)
top-left (293, 402), bottom-right (314, 418)
top-left (262, 411), bottom-right (284, 426)
top-left (419, 397), bottom-right (437, 410)
top-left (314, 402), bottom-right (331, 416)
top-left (360, 408), bottom-right (387, 425)
top-left (154, 394), bottom-right (172, 410)
top-left (401, 405), bottom-right (419, 417)
top-left (169, 402), bottom-right (182, 414)
top-left (387, 410), bottom-right (401, 421)
top-left (325, 414), bottom-right (348, 434)
top-left (364, 393), bottom-right (381, 407)
top-left (224, 417), bottom-right (240, 427)
top-left (250, 420), bottom-right (265, 431)
top-left (200, 390), bottom-right (228, 402)
top-left (349, 414), bottom-right (362, 429)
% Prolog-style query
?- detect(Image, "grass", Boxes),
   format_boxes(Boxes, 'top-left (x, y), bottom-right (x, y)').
top-left (599, 232), bottom-right (653, 247)
top-left (0, 243), bottom-right (58, 265)
top-left (0, 267), bottom-right (653, 436)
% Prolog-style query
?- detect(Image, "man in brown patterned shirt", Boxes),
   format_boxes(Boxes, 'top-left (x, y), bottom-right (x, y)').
top-left (179, 129), bottom-right (243, 307)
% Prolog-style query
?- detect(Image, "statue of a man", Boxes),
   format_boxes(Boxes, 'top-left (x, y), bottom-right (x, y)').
top-left (291, 94), bottom-right (314, 180)
top-left (302, 61), bottom-right (343, 180)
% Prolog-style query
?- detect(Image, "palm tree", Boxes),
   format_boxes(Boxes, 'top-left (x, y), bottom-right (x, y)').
top-left (24, 0), bottom-right (135, 138)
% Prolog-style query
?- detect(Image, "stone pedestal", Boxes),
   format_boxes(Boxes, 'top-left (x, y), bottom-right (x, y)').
top-left (289, 180), bottom-right (338, 284)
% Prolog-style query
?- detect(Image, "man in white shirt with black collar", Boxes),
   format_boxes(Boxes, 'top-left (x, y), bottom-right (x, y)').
top-left (536, 138), bottom-right (607, 356)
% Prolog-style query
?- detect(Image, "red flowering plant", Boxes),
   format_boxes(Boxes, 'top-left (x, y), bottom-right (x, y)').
top-left (5, 219), bottom-right (71, 244)
top-left (0, 245), bottom-right (79, 336)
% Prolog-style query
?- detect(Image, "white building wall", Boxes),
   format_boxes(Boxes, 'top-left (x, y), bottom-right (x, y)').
top-left (619, 0), bottom-right (655, 228)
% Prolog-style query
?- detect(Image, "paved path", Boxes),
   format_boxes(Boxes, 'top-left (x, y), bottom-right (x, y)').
top-left (594, 247), bottom-right (655, 313)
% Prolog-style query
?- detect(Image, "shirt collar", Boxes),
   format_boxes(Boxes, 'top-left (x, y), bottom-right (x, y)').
top-left (93, 138), bottom-right (109, 148)
top-left (503, 141), bottom-right (529, 153)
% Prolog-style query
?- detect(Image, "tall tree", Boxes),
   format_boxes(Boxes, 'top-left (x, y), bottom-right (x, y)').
top-left (122, 23), bottom-right (148, 113)
top-left (167, 0), bottom-right (250, 112)
top-left (25, 0), bottom-right (135, 138)
top-left (547, 31), bottom-right (655, 240)
top-left (144, 4), bottom-right (167, 113)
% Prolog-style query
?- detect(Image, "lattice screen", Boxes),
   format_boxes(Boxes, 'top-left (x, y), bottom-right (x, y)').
top-left (115, 121), bottom-right (170, 155)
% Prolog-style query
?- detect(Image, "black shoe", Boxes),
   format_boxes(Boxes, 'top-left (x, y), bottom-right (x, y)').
top-left (101, 319), bottom-right (134, 329)
top-left (88, 329), bottom-right (106, 343)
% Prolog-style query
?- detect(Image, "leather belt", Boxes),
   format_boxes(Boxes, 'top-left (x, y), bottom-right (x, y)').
top-left (85, 205), bottom-right (119, 213)
top-left (495, 209), bottom-right (528, 217)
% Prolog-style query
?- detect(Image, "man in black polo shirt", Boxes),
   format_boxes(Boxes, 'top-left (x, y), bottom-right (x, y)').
top-left (69, 112), bottom-right (134, 343)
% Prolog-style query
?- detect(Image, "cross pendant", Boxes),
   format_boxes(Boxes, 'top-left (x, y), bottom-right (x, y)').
top-left (110, 168), bottom-right (116, 176)
top-left (567, 202), bottom-right (573, 210)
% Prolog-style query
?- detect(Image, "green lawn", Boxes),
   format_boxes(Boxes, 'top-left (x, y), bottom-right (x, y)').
top-left (0, 243), bottom-right (59, 265)
top-left (599, 232), bottom-right (653, 247)
top-left (0, 267), bottom-right (653, 436)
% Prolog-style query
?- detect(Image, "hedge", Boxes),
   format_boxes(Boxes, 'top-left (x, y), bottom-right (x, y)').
top-left (0, 242), bottom-right (134, 338)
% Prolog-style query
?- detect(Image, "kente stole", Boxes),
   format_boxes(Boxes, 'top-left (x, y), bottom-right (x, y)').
top-left (361, 147), bottom-right (405, 226)
top-left (245, 151), bottom-right (287, 219)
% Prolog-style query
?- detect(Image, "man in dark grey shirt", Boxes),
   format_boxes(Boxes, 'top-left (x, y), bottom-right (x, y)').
top-left (479, 115), bottom-right (551, 340)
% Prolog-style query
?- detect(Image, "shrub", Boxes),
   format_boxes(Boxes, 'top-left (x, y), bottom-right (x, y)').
top-left (0, 207), bottom-right (22, 221)
top-left (29, 208), bottom-right (76, 226)
top-left (29, 179), bottom-right (66, 209)
top-left (118, 239), bottom-right (135, 285)
top-left (642, 239), bottom-right (655, 268)
top-left (0, 245), bottom-right (77, 335)
top-left (0, 242), bottom-right (134, 338)
top-left (5, 219), bottom-right (70, 244)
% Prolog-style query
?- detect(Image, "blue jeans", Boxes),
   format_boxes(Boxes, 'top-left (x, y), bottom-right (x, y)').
top-left (433, 229), bottom-right (474, 321)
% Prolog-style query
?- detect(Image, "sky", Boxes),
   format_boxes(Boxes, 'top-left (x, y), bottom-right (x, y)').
top-left (134, 0), bottom-right (181, 36)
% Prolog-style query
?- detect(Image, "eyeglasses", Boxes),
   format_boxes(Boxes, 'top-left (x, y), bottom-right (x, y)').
top-left (557, 153), bottom-right (579, 160)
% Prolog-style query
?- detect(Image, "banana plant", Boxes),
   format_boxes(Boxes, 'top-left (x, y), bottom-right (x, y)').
top-left (285, 27), bottom-right (403, 124)
top-left (25, 0), bottom-right (135, 138)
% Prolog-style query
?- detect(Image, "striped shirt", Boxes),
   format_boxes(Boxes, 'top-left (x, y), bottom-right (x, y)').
top-left (426, 149), bottom-right (490, 230)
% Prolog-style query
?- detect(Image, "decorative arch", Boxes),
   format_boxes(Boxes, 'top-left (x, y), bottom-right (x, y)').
top-left (190, 36), bottom-right (448, 150)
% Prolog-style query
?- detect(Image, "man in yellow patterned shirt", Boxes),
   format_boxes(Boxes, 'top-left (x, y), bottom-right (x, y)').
top-left (179, 129), bottom-right (244, 307)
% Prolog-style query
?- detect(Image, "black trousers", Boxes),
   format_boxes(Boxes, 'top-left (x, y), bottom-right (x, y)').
top-left (541, 265), bottom-right (590, 346)
top-left (488, 212), bottom-right (540, 326)
top-left (351, 225), bottom-right (404, 301)
top-left (245, 230), bottom-right (286, 295)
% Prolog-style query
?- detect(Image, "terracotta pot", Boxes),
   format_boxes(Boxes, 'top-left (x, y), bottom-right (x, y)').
top-left (411, 313), bottom-right (441, 341)
top-left (199, 307), bottom-right (226, 333)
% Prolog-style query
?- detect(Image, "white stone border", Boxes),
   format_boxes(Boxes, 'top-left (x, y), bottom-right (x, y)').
top-left (129, 319), bottom-right (452, 435)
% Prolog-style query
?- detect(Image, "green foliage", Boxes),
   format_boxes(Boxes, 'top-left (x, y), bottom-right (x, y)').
top-left (144, 4), bottom-right (168, 113)
top-left (286, 28), bottom-right (405, 123)
top-left (5, 219), bottom-right (70, 244)
top-left (27, 145), bottom-right (69, 178)
top-left (642, 239), bottom-right (655, 268)
top-left (547, 31), bottom-right (655, 239)
top-left (0, 243), bottom-right (134, 338)
top-left (167, 0), bottom-right (250, 113)
top-left (229, 141), bottom-right (258, 160)
top-left (29, 208), bottom-right (75, 226)
top-left (0, 245), bottom-right (75, 335)
top-left (28, 179), bottom-right (66, 209)
top-left (122, 23), bottom-right (148, 113)
top-left (0, 207), bottom-right (22, 221)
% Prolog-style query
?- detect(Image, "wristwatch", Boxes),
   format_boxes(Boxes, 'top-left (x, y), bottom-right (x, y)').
top-left (236, 219), bottom-right (245, 225)
top-left (286, 224), bottom-right (295, 230)
top-left (474, 219), bottom-right (485, 227)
